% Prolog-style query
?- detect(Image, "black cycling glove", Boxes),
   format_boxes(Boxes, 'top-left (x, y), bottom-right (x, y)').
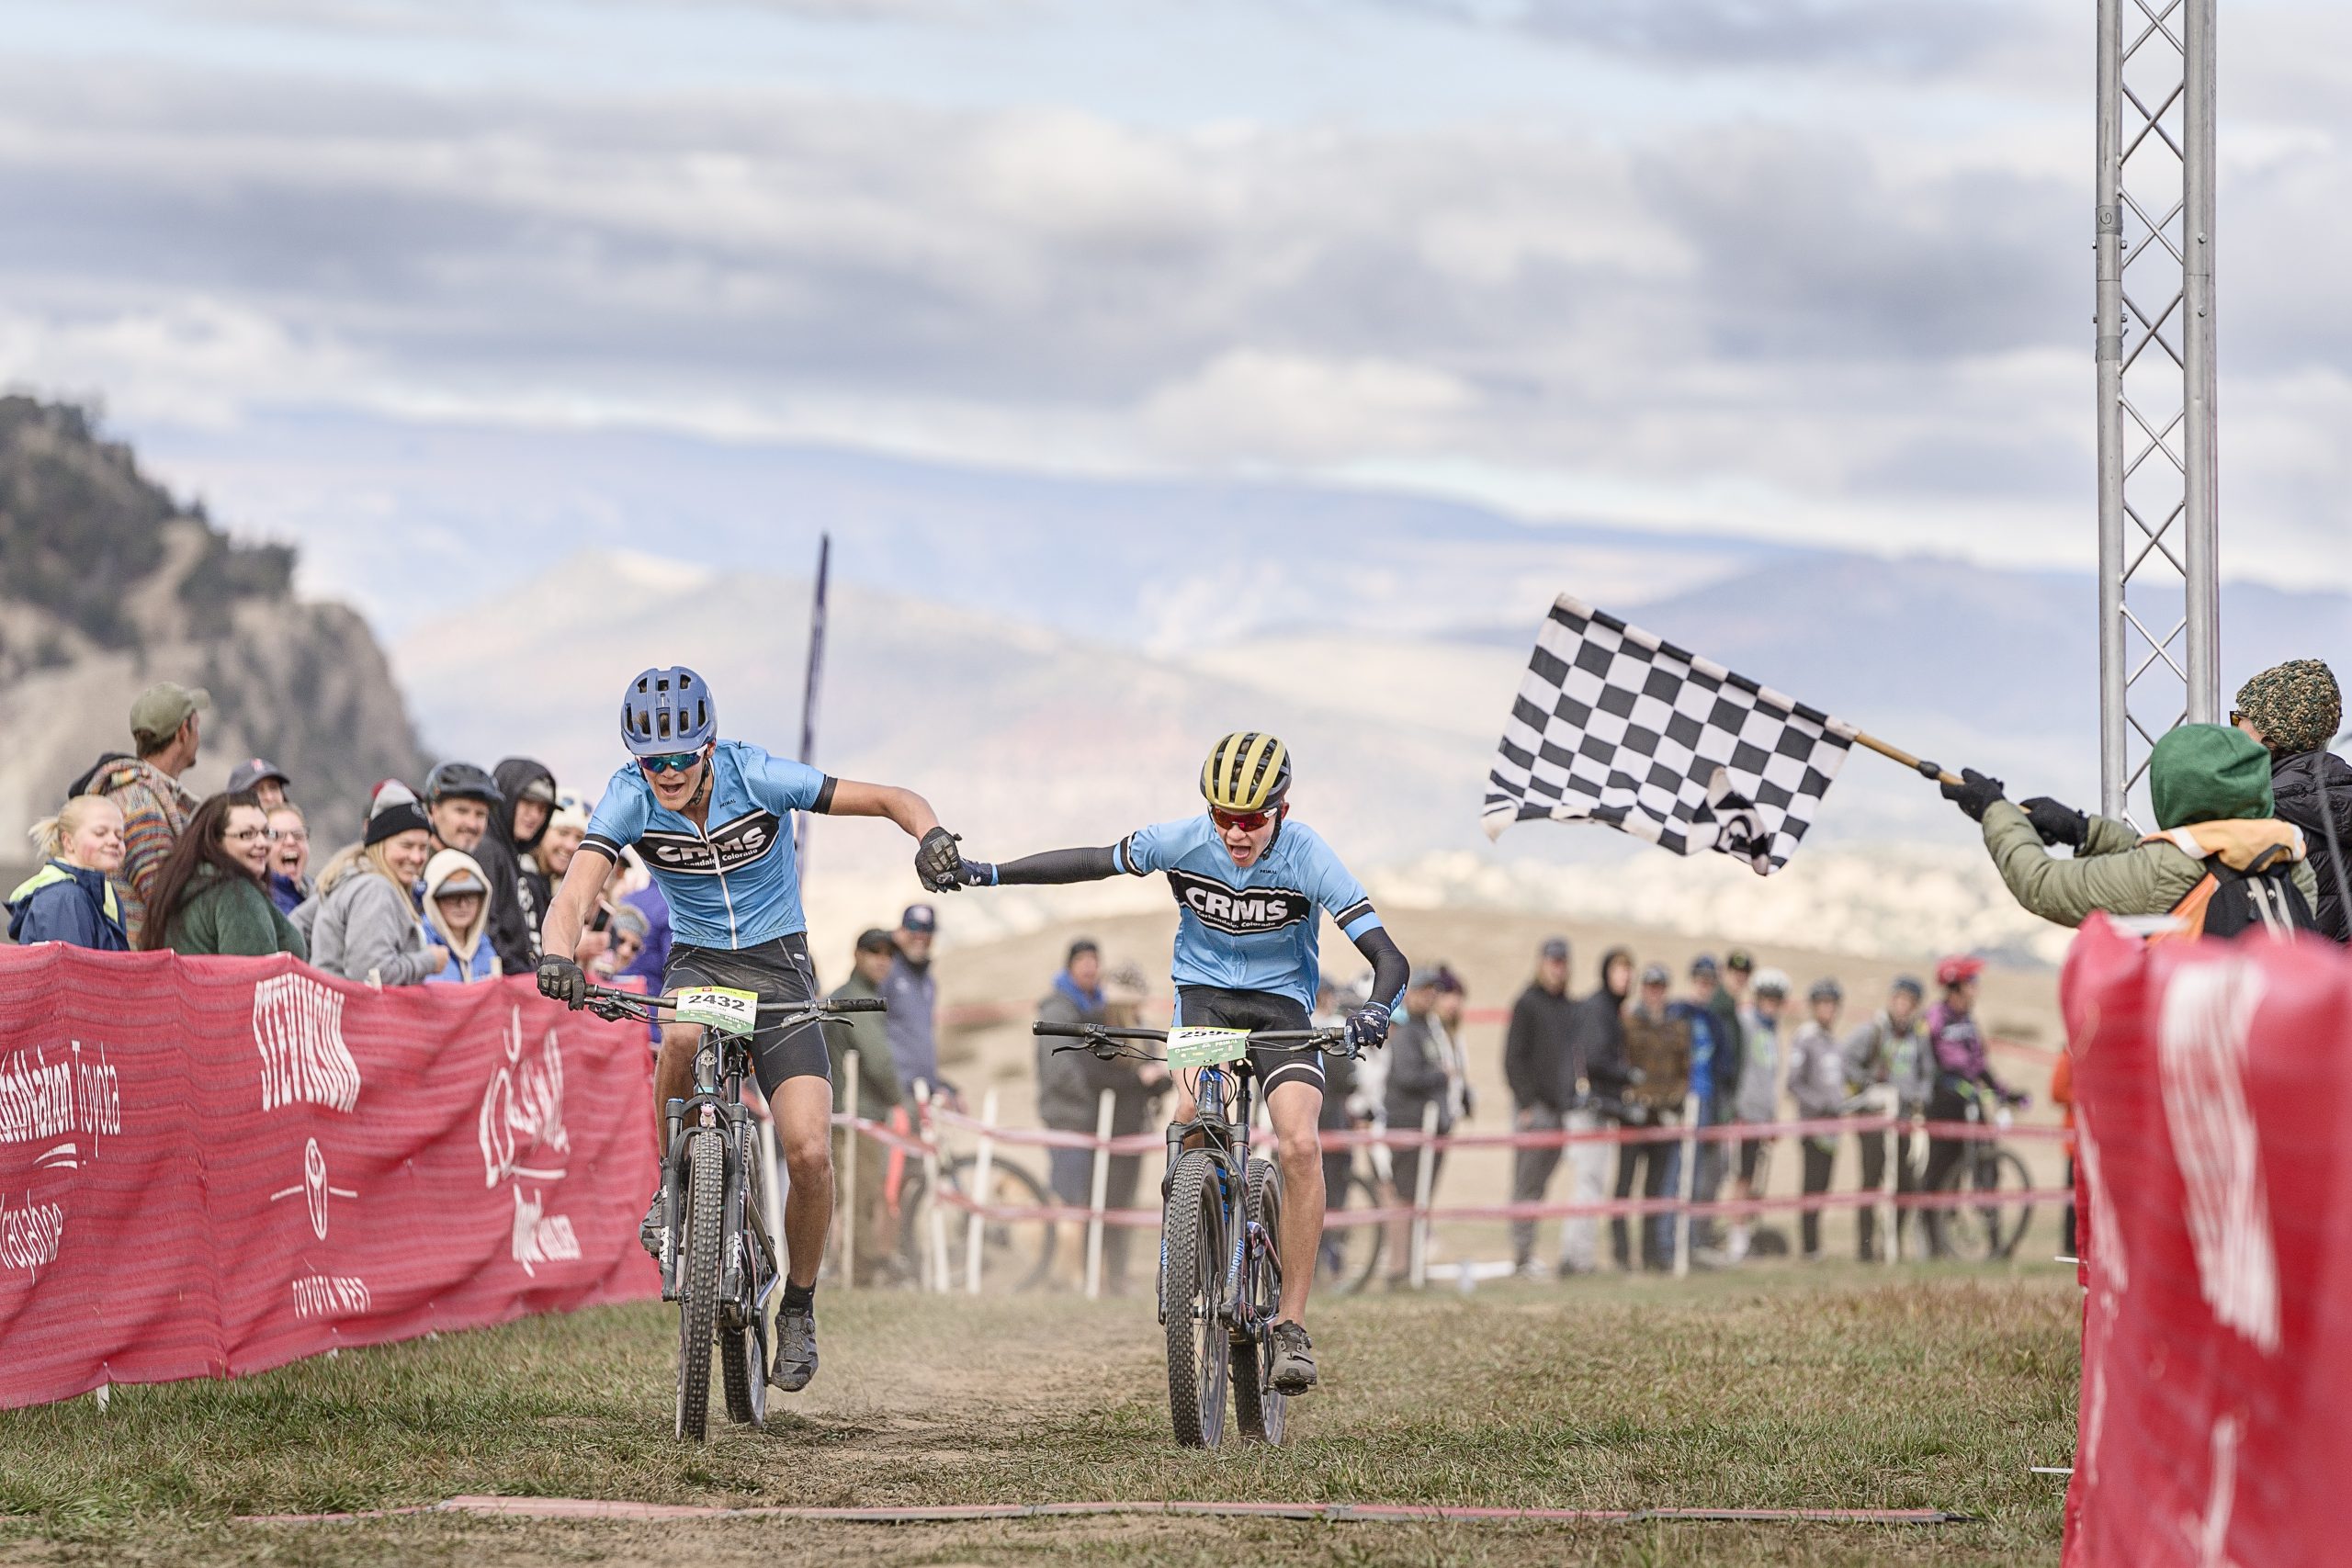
top-left (537, 954), bottom-right (587, 1009)
top-left (2020, 796), bottom-right (2089, 850)
top-left (914, 827), bottom-right (968, 893)
top-left (1939, 768), bottom-right (2007, 824)
top-left (1344, 1004), bottom-right (1392, 1052)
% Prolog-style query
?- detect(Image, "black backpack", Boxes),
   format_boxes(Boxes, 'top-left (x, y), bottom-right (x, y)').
top-left (2177, 846), bottom-right (2322, 940)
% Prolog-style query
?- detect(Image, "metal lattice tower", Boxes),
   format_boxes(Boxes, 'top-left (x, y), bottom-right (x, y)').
top-left (2097, 0), bottom-right (2222, 823)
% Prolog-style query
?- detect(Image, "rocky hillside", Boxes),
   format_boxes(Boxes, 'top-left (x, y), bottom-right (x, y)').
top-left (0, 397), bottom-right (428, 863)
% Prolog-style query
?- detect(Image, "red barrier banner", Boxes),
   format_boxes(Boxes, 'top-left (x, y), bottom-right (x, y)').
top-left (0, 946), bottom-right (658, 1409)
top-left (2061, 916), bottom-right (2352, 1567)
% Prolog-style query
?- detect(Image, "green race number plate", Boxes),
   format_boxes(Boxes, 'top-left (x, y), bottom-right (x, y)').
top-left (672, 986), bottom-right (759, 1037)
top-left (1166, 1026), bottom-right (1250, 1070)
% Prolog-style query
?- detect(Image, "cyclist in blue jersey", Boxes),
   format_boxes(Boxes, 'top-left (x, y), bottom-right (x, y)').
top-left (956, 731), bottom-right (1408, 1394)
top-left (537, 666), bottom-right (969, 1396)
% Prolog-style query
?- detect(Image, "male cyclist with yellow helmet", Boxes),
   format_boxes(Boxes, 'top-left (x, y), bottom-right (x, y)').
top-left (956, 732), bottom-right (1408, 1393)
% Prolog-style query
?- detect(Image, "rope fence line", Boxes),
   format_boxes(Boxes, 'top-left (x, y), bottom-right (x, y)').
top-left (825, 1049), bottom-right (2075, 1293)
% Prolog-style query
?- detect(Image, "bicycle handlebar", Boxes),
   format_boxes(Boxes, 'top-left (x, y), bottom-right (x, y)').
top-left (1032, 1020), bottom-right (1356, 1060)
top-left (577, 983), bottom-right (884, 1026)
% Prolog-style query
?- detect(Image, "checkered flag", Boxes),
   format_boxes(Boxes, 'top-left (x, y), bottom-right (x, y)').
top-left (1483, 595), bottom-right (1857, 875)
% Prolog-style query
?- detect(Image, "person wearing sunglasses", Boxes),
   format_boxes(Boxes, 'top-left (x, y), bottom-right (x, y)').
top-left (536, 664), bottom-right (970, 1400)
top-left (955, 729), bottom-right (1409, 1397)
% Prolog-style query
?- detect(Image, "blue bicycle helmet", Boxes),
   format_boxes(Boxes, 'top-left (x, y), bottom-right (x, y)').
top-left (620, 666), bottom-right (716, 756)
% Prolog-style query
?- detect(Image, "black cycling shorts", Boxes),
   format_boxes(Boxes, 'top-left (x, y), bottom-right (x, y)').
top-left (1173, 986), bottom-right (1322, 1099)
top-left (664, 933), bottom-right (828, 1100)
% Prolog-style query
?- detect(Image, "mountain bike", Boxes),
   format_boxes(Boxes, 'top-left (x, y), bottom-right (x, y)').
top-left (582, 981), bottom-right (883, 1440)
top-left (894, 1140), bottom-right (1058, 1292)
top-left (1927, 1084), bottom-right (2036, 1263)
top-left (1035, 1018), bottom-right (1357, 1450)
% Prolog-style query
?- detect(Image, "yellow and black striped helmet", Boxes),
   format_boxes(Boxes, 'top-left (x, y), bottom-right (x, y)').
top-left (1200, 731), bottom-right (1292, 813)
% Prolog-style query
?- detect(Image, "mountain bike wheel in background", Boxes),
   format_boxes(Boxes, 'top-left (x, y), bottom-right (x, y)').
top-left (719, 1133), bottom-right (769, 1429)
top-left (1231, 1157), bottom-right (1288, 1445)
top-left (908, 1156), bottom-right (1057, 1294)
top-left (675, 1130), bottom-right (724, 1442)
top-left (1161, 1150), bottom-right (1229, 1449)
top-left (1935, 1145), bottom-right (2034, 1264)
top-left (1323, 1170), bottom-right (1386, 1296)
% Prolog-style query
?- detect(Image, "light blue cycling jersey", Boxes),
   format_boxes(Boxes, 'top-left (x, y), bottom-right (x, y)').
top-left (582, 739), bottom-right (830, 950)
top-left (1114, 816), bottom-right (1382, 1011)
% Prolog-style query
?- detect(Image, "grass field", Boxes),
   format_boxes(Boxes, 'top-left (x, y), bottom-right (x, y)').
top-left (0, 1263), bottom-right (2078, 1567)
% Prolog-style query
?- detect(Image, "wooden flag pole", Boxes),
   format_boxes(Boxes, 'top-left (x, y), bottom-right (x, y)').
top-left (1853, 731), bottom-right (1961, 788)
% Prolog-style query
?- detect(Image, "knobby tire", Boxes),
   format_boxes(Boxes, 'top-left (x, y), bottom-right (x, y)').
top-left (1232, 1157), bottom-right (1287, 1444)
top-left (720, 1130), bottom-right (768, 1428)
top-left (675, 1129), bottom-right (723, 1442)
top-left (1162, 1151), bottom-right (1227, 1449)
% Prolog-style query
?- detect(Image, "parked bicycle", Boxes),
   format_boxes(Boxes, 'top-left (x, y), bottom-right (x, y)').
top-left (1924, 1085), bottom-right (2037, 1263)
top-left (1035, 1017), bottom-right (1357, 1449)
top-left (582, 981), bottom-right (882, 1441)
top-left (893, 1129), bottom-right (1058, 1293)
top-left (1320, 1130), bottom-right (1389, 1295)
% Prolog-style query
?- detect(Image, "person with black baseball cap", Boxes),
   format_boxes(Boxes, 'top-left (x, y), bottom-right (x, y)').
top-left (225, 758), bottom-right (291, 807)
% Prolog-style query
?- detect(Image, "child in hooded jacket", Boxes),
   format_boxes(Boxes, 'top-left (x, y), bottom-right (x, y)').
top-left (422, 848), bottom-right (500, 984)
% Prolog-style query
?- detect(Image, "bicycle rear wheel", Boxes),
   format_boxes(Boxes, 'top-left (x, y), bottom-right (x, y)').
top-left (1936, 1145), bottom-right (2028, 1264)
top-left (1984, 1148), bottom-right (2035, 1261)
top-left (675, 1130), bottom-right (723, 1442)
top-left (720, 1132), bottom-right (769, 1429)
top-left (1232, 1157), bottom-right (1287, 1445)
top-left (1162, 1151), bottom-right (1229, 1449)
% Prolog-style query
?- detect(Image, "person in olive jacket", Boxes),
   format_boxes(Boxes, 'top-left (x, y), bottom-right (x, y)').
top-left (141, 791), bottom-right (308, 959)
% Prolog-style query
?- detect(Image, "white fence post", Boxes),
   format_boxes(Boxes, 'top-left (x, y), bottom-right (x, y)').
top-left (965, 1089), bottom-right (1000, 1297)
top-left (1408, 1100), bottom-right (1440, 1291)
top-left (917, 1084), bottom-right (949, 1292)
top-left (839, 1050), bottom-right (859, 1288)
top-left (1674, 1091), bottom-right (1699, 1280)
top-left (1880, 1088), bottom-right (1899, 1269)
top-left (1084, 1089), bottom-right (1114, 1301)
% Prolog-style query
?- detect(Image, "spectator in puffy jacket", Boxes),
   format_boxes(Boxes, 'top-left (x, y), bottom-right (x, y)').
top-left (265, 802), bottom-right (313, 916)
top-left (1616, 964), bottom-right (1690, 1271)
top-left (1785, 978), bottom-right (1849, 1260)
top-left (1844, 975), bottom-right (1931, 1260)
top-left (1035, 939), bottom-right (1164, 1292)
top-left (422, 848), bottom-right (500, 984)
top-left (296, 791), bottom-right (445, 986)
top-left (2233, 658), bottom-right (2351, 941)
top-left (1503, 937), bottom-right (1577, 1278)
top-left (8, 796), bottom-right (130, 951)
top-left (90, 682), bottom-right (208, 947)
top-left (142, 791), bottom-right (308, 959)
top-left (479, 758), bottom-right (555, 976)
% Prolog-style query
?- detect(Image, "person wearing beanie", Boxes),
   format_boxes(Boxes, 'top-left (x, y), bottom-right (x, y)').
top-left (293, 787), bottom-right (447, 985)
top-left (2234, 659), bottom-right (2351, 942)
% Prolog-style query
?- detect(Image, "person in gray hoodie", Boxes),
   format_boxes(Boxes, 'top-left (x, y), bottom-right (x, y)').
top-left (1785, 978), bottom-right (1849, 1260)
top-left (1842, 975), bottom-right (1932, 1260)
top-left (295, 790), bottom-right (446, 987)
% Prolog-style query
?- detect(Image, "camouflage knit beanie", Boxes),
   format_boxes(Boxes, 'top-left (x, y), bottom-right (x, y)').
top-left (2233, 659), bottom-right (2342, 756)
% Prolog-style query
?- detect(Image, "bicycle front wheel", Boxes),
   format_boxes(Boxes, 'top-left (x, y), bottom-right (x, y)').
top-left (720, 1131), bottom-right (769, 1429)
top-left (675, 1129), bottom-right (724, 1441)
top-left (1232, 1157), bottom-right (1287, 1445)
top-left (1162, 1151), bottom-right (1229, 1449)
top-left (932, 1156), bottom-right (1057, 1294)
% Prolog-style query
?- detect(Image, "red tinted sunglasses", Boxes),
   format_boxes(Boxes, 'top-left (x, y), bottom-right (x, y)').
top-left (1210, 806), bottom-right (1278, 833)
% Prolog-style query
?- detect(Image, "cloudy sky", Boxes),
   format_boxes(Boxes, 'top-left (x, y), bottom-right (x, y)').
top-left (4, 0), bottom-right (2349, 622)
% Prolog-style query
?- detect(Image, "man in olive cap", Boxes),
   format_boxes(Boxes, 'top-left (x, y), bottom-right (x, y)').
top-left (1931, 724), bottom-right (2319, 931)
top-left (88, 682), bottom-right (209, 947)
top-left (2233, 659), bottom-right (2350, 941)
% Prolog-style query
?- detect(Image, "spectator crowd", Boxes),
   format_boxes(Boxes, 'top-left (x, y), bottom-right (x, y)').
top-left (7, 653), bottom-right (2347, 1291)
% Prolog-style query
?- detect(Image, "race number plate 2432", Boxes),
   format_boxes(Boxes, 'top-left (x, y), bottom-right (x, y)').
top-left (672, 986), bottom-right (759, 1036)
top-left (1166, 1026), bottom-right (1250, 1070)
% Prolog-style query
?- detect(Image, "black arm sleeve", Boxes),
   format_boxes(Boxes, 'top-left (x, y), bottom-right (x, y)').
top-left (991, 845), bottom-right (1122, 886)
top-left (1352, 925), bottom-right (1409, 1011)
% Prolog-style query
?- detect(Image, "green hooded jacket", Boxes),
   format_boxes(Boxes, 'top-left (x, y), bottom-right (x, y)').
top-left (1983, 724), bottom-right (2319, 929)
top-left (162, 864), bottom-right (311, 959)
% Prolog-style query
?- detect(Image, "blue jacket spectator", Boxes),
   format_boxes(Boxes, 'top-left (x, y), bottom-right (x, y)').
top-left (8, 796), bottom-right (131, 951)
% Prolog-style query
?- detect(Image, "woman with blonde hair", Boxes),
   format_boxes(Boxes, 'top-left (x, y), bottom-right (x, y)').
top-left (299, 786), bottom-right (447, 985)
top-left (7, 795), bottom-right (130, 950)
